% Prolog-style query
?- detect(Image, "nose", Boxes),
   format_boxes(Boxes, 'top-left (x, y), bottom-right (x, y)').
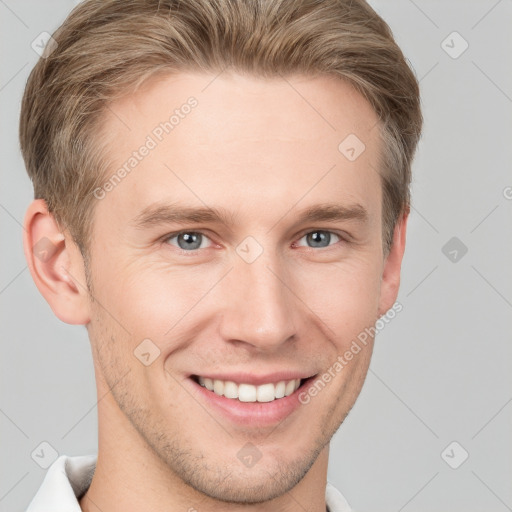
top-left (217, 251), bottom-right (299, 352)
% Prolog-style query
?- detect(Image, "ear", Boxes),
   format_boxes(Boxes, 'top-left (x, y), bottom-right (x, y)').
top-left (23, 199), bottom-right (91, 325)
top-left (377, 208), bottom-right (409, 317)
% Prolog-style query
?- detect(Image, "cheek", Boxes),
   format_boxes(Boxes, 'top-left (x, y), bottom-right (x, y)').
top-left (294, 256), bottom-right (382, 338)
top-left (91, 254), bottom-right (202, 336)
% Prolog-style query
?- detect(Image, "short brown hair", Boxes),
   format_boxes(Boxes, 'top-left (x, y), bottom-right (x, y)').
top-left (19, 0), bottom-right (422, 257)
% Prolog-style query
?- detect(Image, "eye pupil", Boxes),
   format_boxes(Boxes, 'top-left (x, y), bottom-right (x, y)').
top-left (178, 232), bottom-right (202, 250)
top-left (307, 231), bottom-right (330, 248)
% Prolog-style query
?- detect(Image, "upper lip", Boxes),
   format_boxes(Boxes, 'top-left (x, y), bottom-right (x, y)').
top-left (190, 371), bottom-right (317, 386)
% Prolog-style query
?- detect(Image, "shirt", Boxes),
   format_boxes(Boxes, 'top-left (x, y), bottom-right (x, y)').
top-left (26, 454), bottom-right (353, 512)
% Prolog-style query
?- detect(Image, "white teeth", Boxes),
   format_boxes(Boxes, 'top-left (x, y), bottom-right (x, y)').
top-left (196, 376), bottom-right (302, 402)
top-left (223, 381), bottom-right (238, 399)
top-left (256, 383), bottom-right (275, 402)
top-left (275, 381), bottom-right (286, 399)
top-left (213, 379), bottom-right (224, 395)
top-left (238, 383), bottom-right (257, 402)
top-left (285, 379), bottom-right (298, 397)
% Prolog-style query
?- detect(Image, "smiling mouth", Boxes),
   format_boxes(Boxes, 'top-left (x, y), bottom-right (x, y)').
top-left (191, 375), bottom-right (313, 403)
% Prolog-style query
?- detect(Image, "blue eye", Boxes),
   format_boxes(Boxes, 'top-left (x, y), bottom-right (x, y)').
top-left (164, 229), bottom-right (342, 254)
top-left (296, 230), bottom-right (341, 248)
top-left (166, 232), bottom-right (212, 251)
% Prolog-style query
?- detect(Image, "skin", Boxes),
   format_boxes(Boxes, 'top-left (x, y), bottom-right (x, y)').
top-left (24, 72), bottom-right (408, 512)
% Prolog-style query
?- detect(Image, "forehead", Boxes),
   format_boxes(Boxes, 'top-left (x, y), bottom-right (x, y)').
top-left (95, 72), bottom-right (382, 230)
top-left (107, 71), bottom-right (378, 135)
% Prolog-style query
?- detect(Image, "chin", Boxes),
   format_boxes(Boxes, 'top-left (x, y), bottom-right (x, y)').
top-left (182, 457), bottom-right (313, 504)
top-left (154, 431), bottom-right (331, 505)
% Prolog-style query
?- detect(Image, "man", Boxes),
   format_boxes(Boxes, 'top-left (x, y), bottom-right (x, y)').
top-left (20, 0), bottom-right (422, 510)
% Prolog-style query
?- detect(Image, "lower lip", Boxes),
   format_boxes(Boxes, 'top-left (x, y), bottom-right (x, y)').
top-left (189, 377), bottom-right (315, 427)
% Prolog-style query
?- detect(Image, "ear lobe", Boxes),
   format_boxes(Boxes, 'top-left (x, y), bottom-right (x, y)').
top-left (23, 199), bottom-right (91, 325)
top-left (377, 209), bottom-right (409, 318)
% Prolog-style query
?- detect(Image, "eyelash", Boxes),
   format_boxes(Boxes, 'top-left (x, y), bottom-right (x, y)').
top-left (162, 229), bottom-right (346, 255)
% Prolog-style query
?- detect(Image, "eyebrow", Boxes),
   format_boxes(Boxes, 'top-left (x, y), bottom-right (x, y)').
top-left (132, 201), bottom-right (369, 230)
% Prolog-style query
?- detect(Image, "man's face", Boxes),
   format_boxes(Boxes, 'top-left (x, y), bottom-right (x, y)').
top-left (85, 72), bottom-right (395, 502)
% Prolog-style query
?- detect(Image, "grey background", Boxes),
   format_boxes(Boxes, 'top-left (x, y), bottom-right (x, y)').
top-left (1, 0), bottom-right (511, 510)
